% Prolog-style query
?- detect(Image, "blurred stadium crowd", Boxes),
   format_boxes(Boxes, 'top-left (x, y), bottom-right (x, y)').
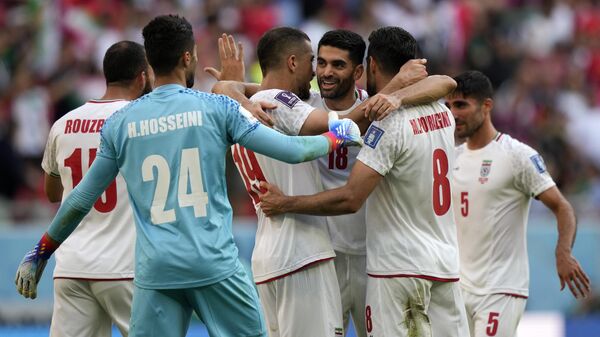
top-left (0, 0), bottom-right (599, 223)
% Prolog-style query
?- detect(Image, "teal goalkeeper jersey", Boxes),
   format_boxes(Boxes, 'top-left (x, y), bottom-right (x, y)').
top-left (98, 84), bottom-right (259, 289)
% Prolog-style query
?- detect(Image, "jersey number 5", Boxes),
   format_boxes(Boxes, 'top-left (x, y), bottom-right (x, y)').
top-left (432, 149), bottom-right (451, 216)
top-left (64, 148), bottom-right (117, 213)
top-left (142, 148), bottom-right (209, 225)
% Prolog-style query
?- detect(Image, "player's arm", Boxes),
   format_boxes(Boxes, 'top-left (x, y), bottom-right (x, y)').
top-left (537, 187), bottom-right (591, 299)
top-left (237, 122), bottom-right (361, 164)
top-left (15, 155), bottom-right (119, 299)
top-left (204, 33), bottom-right (246, 82)
top-left (213, 81), bottom-right (272, 126)
top-left (259, 160), bottom-right (382, 216)
top-left (44, 173), bottom-right (63, 203)
top-left (363, 75), bottom-right (457, 121)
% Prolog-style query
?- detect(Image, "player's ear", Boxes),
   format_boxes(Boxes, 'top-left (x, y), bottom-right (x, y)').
top-left (182, 50), bottom-right (192, 68)
top-left (368, 56), bottom-right (377, 76)
top-left (354, 64), bottom-right (364, 81)
top-left (287, 54), bottom-right (297, 73)
top-left (482, 97), bottom-right (494, 114)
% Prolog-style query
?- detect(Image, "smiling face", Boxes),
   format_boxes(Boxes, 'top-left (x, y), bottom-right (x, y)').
top-left (444, 93), bottom-right (488, 139)
top-left (316, 45), bottom-right (359, 99)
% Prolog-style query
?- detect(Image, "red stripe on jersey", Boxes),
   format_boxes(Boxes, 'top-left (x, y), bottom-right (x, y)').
top-left (499, 292), bottom-right (528, 299)
top-left (368, 273), bottom-right (459, 283)
top-left (232, 145), bottom-right (267, 207)
top-left (87, 99), bottom-right (127, 104)
top-left (54, 277), bottom-right (133, 281)
top-left (495, 133), bottom-right (503, 141)
top-left (255, 257), bottom-right (334, 285)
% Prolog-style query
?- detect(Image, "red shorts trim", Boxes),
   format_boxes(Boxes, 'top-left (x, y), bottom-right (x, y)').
top-left (255, 257), bottom-right (334, 285)
top-left (368, 273), bottom-right (459, 282)
top-left (499, 292), bottom-right (528, 299)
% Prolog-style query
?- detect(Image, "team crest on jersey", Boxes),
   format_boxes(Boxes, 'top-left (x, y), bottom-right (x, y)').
top-left (530, 154), bottom-right (547, 174)
top-left (274, 91), bottom-right (299, 108)
top-left (479, 160), bottom-right (493, 184)
top-left (364, 125), bottom-right (384, 148)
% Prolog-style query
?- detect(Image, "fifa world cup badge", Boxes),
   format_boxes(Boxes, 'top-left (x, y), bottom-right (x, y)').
top-left (479, 160), bottom-right (493, 184)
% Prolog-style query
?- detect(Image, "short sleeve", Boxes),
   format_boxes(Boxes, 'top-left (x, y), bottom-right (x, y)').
top-left (252, 90), bottom-right (315, 136)
top-left (41, 123), bottom-right (59, 176)
top-left (225, 96), bottom-right (261, 144)
top-left (511, 143), bottom-right (556, 197)
top-left (97, 116), bottom-right (118, 160)
top-left (357, 115), bottom-right (401, 176)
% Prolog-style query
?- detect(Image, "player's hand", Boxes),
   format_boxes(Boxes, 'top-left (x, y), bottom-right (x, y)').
top-left (556, 249), bottom-right (590, 299)
top-left (15, 248), bottom-right (48, 299)
top-left (363, 93), bottom-right (401, 121)
top-left (396, 58), bottom-right (428, 87)
top-left (258, 181), bottom-right (287, 217)
top-left (326, 111), bottom-right (363, 148)
top-left (241, 100), bottom-right (275, 127)
top-left (204, 34), bottom-right (245, 82)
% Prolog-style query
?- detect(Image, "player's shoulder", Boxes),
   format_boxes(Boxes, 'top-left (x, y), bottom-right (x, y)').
top-left (252, 89), bottom-right (301, 107)
top-left (496, 133), bottom-right (538, 157)
top-left (179, 88), bottom-right (238, 108)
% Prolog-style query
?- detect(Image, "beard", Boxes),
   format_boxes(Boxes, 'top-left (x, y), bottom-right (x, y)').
top-left (366, 79), bottom-right (377, 97)
top-left (318, 76), bottom-right (354, 99)
top-left (185, 70), bottom-right (195, 88)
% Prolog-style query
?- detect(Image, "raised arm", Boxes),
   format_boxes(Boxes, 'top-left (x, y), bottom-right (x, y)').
top-left (15, 156), bottom-right (119, 299)
top-left (538, 186), bottom-right (591, 299)
top-left (259, 160), bottom-right (382, 216)
top-left (238, 121), bottom-right (361, 164)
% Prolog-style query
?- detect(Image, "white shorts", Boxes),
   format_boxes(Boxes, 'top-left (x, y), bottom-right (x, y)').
top-left (365, 276), bottom-right (469, 337)
top-left (334, 251), bottom-right (367, 337)
top-left (462, 289), bottom-right (527, 337)
top-left (257, 259), bottom-right (343, 337)
top-left (50, 278), bottom-right (133, 337)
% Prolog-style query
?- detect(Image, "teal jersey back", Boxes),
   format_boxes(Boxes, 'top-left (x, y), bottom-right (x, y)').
top-left (98, 84), bottom-right (259, 289)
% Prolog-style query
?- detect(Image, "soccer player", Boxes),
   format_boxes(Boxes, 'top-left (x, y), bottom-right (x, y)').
top-left (211, 26), bottom-right (455, 337)
top-left (445, 70), bottom-right (590, 337)
top-left (258, 26), bottom-right (469, 337)
top-left (15, 15), bottom-right (361, 337)
top-left (41, 40), bottom-right (152, 337)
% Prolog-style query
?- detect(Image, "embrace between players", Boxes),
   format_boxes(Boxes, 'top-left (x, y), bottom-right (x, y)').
top-left (15, 14), bottom-right (590, 337)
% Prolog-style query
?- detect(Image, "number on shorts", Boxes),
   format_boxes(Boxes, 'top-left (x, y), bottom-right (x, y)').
top-left (432, 148), bottom-right (451, 216)
top-left (142, 148), bottom-right (209, 225)
top-left (460, 191), bottom-right (469, 217)
top-left (366, 305), bottom-right (373, 333)
top-left (64, 148), bottom-right (117, 213)
top-left (486, 312), bottom-right (499, 336)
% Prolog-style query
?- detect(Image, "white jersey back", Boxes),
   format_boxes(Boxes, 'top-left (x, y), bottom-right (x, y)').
top-left (231, 89), bottom-right (334, 284)
top-left (451, 133), bottom-right (555, 297)
top-left (41, 99), bottom-right (135, 279)
top-left (357, 102), bottom-right (459, 280)
top-left (306, 89), bottom-right (368, 255)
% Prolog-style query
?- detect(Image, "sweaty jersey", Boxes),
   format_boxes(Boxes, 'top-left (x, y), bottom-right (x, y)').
top-left (451, 133), bottom-right (555, 297)
top-left (306, 89), bottom-right (368, 255)
top-left (98, 84), bottom-right (260, 289)
top-left (231, 89), bottom-right (334, 284)
top-left (42, 99), bottom-right (135, 279)
top-left (357, 102), bottom-right (459, 280)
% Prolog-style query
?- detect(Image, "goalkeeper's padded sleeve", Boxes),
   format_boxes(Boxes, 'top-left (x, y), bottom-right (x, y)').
top-left (238, 123), bottom-right (333, 163)
top-left (46, 155), bottom-right (119, 243)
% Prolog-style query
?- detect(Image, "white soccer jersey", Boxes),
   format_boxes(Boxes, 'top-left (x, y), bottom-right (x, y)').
top-left (306, 89), bottom-right (368, 255)
top-left (42, 99), bottom-right (135, 279)
top-left (231, 89), bottom-right (335, 284)
top-left (451, 133), bottom-right (555, 297)
top-left (357, 102), bottom-right (459, 280)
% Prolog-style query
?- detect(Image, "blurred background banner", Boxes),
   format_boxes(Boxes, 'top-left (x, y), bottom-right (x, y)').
top-left (0, 0), bottom-right (598, 336)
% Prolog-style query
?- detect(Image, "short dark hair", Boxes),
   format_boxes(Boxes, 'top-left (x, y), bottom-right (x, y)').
top-left (142, 15), bottom-right (195, 76)
top-left (256, 27), bottom-right (311, 76)
top-left (318, 29), bottom-right (366, 66)
top-left (453, 71), bottom-right (494, 102)
top-left (367, 26), bottom-right (417, 76)
top-left (103, 41), bottom-right (147, 85)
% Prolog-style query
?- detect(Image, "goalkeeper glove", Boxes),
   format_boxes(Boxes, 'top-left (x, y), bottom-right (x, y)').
top-left (15, 233), bottom-right (59, 299)
top-left (323, 111), bottom-right (364, 151)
